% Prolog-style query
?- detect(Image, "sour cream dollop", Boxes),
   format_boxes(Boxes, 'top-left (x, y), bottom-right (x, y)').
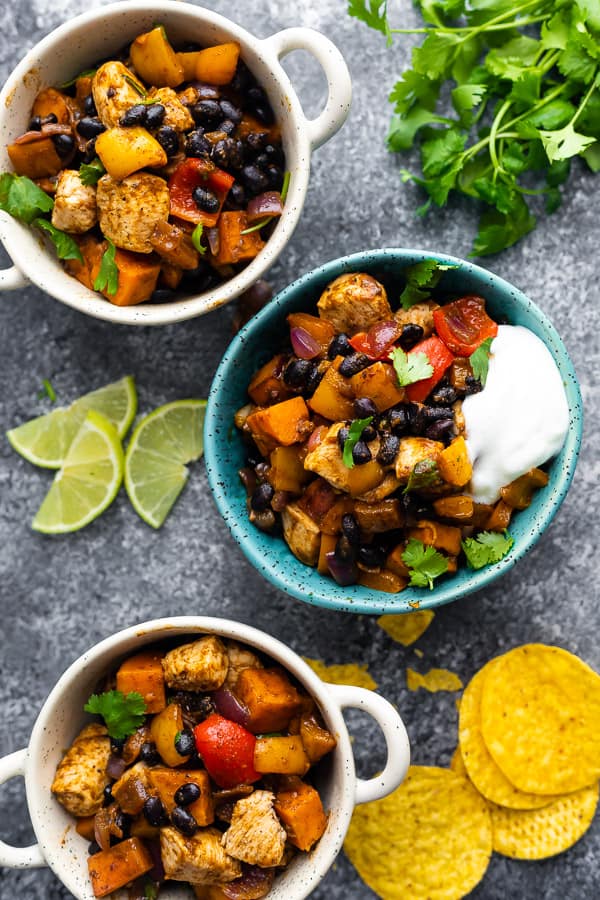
top-left (463, 325), bottom-right (569, 504)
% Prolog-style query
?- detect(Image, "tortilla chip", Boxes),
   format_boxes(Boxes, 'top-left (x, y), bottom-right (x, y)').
top-left (450, 746), bottom-right (469, 778)
top-left (303, 658), bottom-right (377, 690)
top-left (407, 667), bottom-right (463, 693)
top-left (459, 662), bottom-right (556, 810)
top-left (344, 766), bottom-right (492, 900)
top-left (491, 782), bottom-right (599, 859)
top-left (481, 644), bottom-right (600, 794)
top-left (377, 610), bottom-right (434, 646)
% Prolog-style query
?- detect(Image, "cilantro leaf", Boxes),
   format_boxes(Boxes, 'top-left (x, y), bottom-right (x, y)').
top-left (471, 196), bottom-right (536, 257)
top-left (390, 347), bottom-right (433, 387)
top-left (404, 458), bottom-right (440, 493)
top-left (402, 538), bottom-right (449, 590)
top-left (538, 122), bottom-right (596, 163)
top-left (191, 223), bottom-right (207, 254)
top-left (413, 32), bottom-right (463, 80)
top-left (34, 219), bottom-right (83, 262)
top-left (469, 336), bottom-right (494, 385)
top-left (399, 258), bottom-right (457, 308)
top-left (390, 71), bottom-right (441, 116)
top-left (387, 109), bottom-right (450, 152)
top-left (59, 68), bottom-right (97, 89)
top-left (93, 239), bottom-right (119, 296)
top-left (462, 529), bottom-right (514, 569)
top-left (84, 690), bottom-right (147, 740)
top-left (342, 417), bottom-right (373, 468)
top-left (582, 141), bottom-right (600, 171)
top-left (451, 83), bottom-right (487, 127)
top-left (38, 379), bottom-right (57, 403)
top-left (0, 173), bottom-right (53, 224)
top-left (348, 0), bottom-right (390, 39)
top-left (79, 158), bottom-right (105, 187)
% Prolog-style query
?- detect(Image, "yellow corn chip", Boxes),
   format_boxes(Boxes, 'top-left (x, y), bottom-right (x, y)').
top-left (407, 667), bottom-right (463, 693)
top-left (344, 766), bottom-right (492, 900)
top-left (377, 610), bottom-right (434, 646)
top-left (481, 644), bottom-right (600, 794)
top-left (303, 658), bottom-right (377, 690)
top-left (450, 746), bottom-right (468, 778)
top-left (491, 782), bottom-right (599, 859)
top-left (459, 662), bottom-right (556, 810)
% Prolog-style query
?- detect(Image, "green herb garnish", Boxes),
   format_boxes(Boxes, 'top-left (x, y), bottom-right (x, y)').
top-left (144, 884), bottom-right (158, 900)
top-left (389, 346), bottom-right (433, 387)
top-left (462, 530), bottom-right (514, 570)
top-left (0, 173), bottom-right (53, 224)
top-left (342, 417), bottom-right (373, 468)
top-left (399, 259), bottom-right (457, 309)
top-left (469, 337), bottom-right (494, 386)
top-left (79, 158), bottom-right (105, 187)
top-left (191, 222), bottom-right (207, 254)
top-left (34, 219), bottom-right (83, 262)
top-left (84, 690), bottom-right (146, 740)
top-left (404, 458), bottom-right (439, 493)
top-left (402, 538), bottom-right (449, 590)
top-left (124, 74), bottom-right (147, 97)
top-left (38, 379), bottom-right (57, 403)
top-left (93, 238), bottom-right (119, 296)
top-left (59, 68), bottom-right (97, 89)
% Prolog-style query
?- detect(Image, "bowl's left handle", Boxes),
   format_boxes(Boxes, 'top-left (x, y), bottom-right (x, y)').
top-left (0, 262), bottom-right (28, 291)
top-left (0, 749), bottom-right (46, 867)
top-left (261, 27), bottom-right (352, 151)
top-left (326, 683), bottom-right (410, 805)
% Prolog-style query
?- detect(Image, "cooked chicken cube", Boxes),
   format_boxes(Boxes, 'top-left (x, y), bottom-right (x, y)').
top-left (221, 790), bottom-right (286, 868)
top-left (317, 273), bottom-right (392, 335)
top-left (148, 87), bottom-right (194, 131)
top-left (51, 724), bottom-right (111, 816)
top-left (161, 826), bottom-right (241, 884)
top-left (393, 300), bottom-right (440, 339)
top-left (281, 502), bottom-right (321, 567)
top-left (92, 61), bottom-right (148, 128)
top-left (50, 169), bottom-right (97, 233)
top-left (395, 436), bottom-right (444, 483)
top-left (162, 635), bottom-right (229, 692)
top-left (224, 640), bottom-right (263, 690)
top-left (96, 173), bottom-right (170, 253)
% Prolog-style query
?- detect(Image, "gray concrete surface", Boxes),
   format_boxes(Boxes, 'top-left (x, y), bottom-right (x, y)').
top-left (1, 1), bottom-right (599, 898)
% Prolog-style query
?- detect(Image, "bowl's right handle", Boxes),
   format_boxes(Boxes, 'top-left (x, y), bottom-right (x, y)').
top-left (260, 27), bottom-right (352, 151)
top-left (326, 683), bottom-right (410, 805)
top-left (0, 749), bottom-right (46, 867)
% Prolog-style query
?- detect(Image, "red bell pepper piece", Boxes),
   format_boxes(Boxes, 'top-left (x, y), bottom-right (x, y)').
top-left (193, 713), bottom-right (261, 789)
top-left (349, 320), bottom-right (401, 359)
top-left (168, 158), bottom-right (235, 227)
top-left (405, 335), bottom-right (455, 403)
top-left (432, 295), bottom-right (498, 356)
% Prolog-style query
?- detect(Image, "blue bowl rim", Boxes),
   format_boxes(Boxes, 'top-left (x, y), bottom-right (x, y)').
top-left (204, 247), bottom-right (583, 614)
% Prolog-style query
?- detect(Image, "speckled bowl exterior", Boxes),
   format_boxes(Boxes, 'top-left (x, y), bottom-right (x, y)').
top-left (204, 248), bottom-right (583, 614)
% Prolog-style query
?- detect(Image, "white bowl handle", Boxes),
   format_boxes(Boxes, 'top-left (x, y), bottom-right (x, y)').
top-left (325, 683), bottom-right (410, 805)
top-left (260, 27), bottom-right (352, 151)
top-left (0, 262), bottom-right (28, 291)
top-left (0, 748), bottom-right (46, 868)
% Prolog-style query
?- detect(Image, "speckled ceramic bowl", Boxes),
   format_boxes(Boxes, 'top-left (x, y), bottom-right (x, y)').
top-left (0, 616), bottom-right (409, 899)
top-left (204, 248), bottom-right (583, 614)
top-left (0, 1), bottom-right (351, 325)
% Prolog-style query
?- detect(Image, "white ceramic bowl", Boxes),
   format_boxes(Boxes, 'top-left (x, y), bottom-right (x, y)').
top-left (0, 1), bottom-right (351, 325)
top-left (0, 616), bottom-right (409, 899)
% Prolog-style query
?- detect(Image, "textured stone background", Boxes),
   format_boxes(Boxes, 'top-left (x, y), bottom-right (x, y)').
top-left (1, 1), bottom-right (599, 898)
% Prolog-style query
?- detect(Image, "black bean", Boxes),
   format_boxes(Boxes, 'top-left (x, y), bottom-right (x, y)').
top-left (352, 440), bottom-right (372, 465)
top-left (192, 100), bottom-right (222, 126)
top-left (430, 383), bottom-right (458, 405)
top-left (171, 691), bottom-right (216, 722)
top-left (337, 426), bottom-right (350, 452)
top-left (252, 508), bottom-right (276, 532)
top-left (143, 796), bottom-right (168, 827)
top-left (283, 358), bottom-right (312, 389)
top-left (254, 152), bottom-right (270, 169)
top-left (119, 104), bottom-right (147, 127)
top-left (253, 104), bottom-right (275, 126)
top-left (339, 353), bottom-right (371, 378)
top-left (328, 333), bottom-right (353, 359)
top-left (354, 397), bottom-right (377, 418)
top-left (335, 534), bottom-right (356, 563)
top-left (264, 143), bottom-right (284, 164)
top-left (465, 376), bottom-right (482, 395)
top-left (422, 406), bottom-right (454, 421)
top-left (41, 114), bottom-right (58, 125)
top-left (251, 482), bottom-right (274, 511)
top-left (245, 131), bottom-right (269, 152)
top-left (241, 164), bottom-right (269, 195)
top-left (407, 402), bottom-right (425, 435)
top-left (88, 841), bottom-right (101, 856)
top-left (102, 785), bottom-right (114, 807)
top-left (341, 513), bottom-right (360, 546)
top-left (150, 288), bottom-right (175, 304)
top-left (211, 138), bottom-right (244, 170)
top-left (228, 182), bottom-right (246, 209)
top-left (83, 94), bottom-right (97, 116)
top-left (110, 738), bottom-right (126, 755)
top-left (304, 363), bottom-right (322, 395)
top-left (265, 164), bottom-right (283, 189)
top-left (219, 118), bottom-right (236, 135)
top-left (145, 104), bottom-right (166, 129)
top-left (377, 433), bottom-right (399, 466)
top-left (155, 125), bottom-right (178, 156)
top-left (186, 130), bottom-right (212, 158)
top-left (82, 138), bottom-right (97, 163)
top-left (248, 86), bottom-right (267, 106)
top-left (171, 807), bottom-right (198, 836)
top-left (219, 99), bottom-right (242, 124)
top-left (175, 729), bottom-right (196, 757)
top-left (230, 61), bottom-right (254, 93)
top-left (424, 419), bottom-right (454, 441)
top-left (52, 134), bottom-right (74, 158)
top-left (362, 425), bottom-right (377, 442)
top-left (398, 324), bottom-right (424, 351)
top-left (174, 782), bottom-right (201, 807)
top-left (388, 405), bottom-right (410, 435)
top-left (28, 116), bottom-right (42, 131)
top-left (139, 742), bottom-right (161, 766)
top-left (76, 116), bottom-right (106, 138)
top-left (402, 494), bottom-right (433, 526)
top-left (358, 544), bottom-right (387, 568)
top-left (192, 186), bottom-right (220, 213)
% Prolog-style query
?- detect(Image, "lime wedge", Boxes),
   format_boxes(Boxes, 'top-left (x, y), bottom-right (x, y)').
top-left (6, 376), bottom-right (137, 469)
top-left (125, 399), bottom-right (206, 529)
top-left (32, 410), bottom-right (124, 534)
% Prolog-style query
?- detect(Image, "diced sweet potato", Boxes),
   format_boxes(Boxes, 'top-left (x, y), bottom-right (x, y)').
top-left (65, 234), bottom-right (104, 290)
top-left (357, 568), bottom-right (407, 593)
top-left (299, 712), bottom-right (337, 763)
top-left (75, 816), bottom-right (96, 841)
top-left (116, 651), bottom-right (166, 714)
top-left (350, 362), bottom-right (405, 412)
top-left (149, 703), bottom-right (189, 767)
top-left (386, 545), bottom-right (411, 579)
top-left (354, 499), bottom-right (403, 533)
top-left (130, 27), bottom-right (185, 87)
top-left (500, 468), bottom-right (549, 509)
top-left (254, 736), bottom-right (310, 775)
top-left (432, 495), bottom-right (474, 524)
top-left (32, 88), bottom-right (72, 125)
top-left (346, 461), bottom-right (385, 498)
top-left (129, 816), bottom-right (160, 840)
top-left (246, 397), bottom-right (311, 452)
top-left (317, 532), bottom-right (337, 574)
top-left (95, 248), bottom-right (161, 307)
top-left (319, 498), bottom-right (354, 535)
top-left (248, 355), bottom-right (292, 406)
top-left (409, 519), bottom-right (462, 556)
top-left (177, 42), bottom-right (240, 85)
top-left (308, 360), bottom-right (355, 421)
top-left (287, 313), bottom-right (335, 356)
top-left (234, 668), bottom-right (303, 734)
top-left (87, 837), bottom-right (153, 898)
top-left (160, 261), bottom-right (184, 290)
top-left (148, 768), bottom-right (214, 825)
top-left (95, 126), bottom-right (167, 181)
top-left (485, 499), bottom-right (513, 532)
top-left (214, 211), bottom-right (265, 266)
top-left (269, 445), bottom-right (310, 493)
top-left (274, 779), bottom-right (328, 852)
top-left (7, 133), bottom-right (64, 178)
top-left (437, 436), bottom-right (472, 488)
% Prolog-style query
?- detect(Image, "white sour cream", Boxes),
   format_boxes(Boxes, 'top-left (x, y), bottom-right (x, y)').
top-left (463, 325), bottom-right (569, 504)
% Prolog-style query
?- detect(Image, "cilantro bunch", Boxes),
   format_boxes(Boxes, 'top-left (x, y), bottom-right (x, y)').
top-left (349, 0), bottom-right (600, 255)
top-left (0, 173), bottom-right (82, 262)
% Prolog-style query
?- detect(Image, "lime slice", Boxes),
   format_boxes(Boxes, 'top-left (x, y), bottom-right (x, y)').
top-left (32, 410), bottom-right (124, 534)
top-left (6, 376), bottom-right (137, 469)
top-left (125, 399), bottom-right (206, 529)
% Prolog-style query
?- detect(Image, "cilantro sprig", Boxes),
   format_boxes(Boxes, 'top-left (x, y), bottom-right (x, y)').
top-left (94, 238), bottom-right (119, 296)
top-left (399, 259), bottom-right (458, 309)
top-left (402, 538), bottom-right (449, 590)
top-left (349, 0), bottom-right (600, 255)
top-left (389, 346), bottom-right (433, 386)
top-left (191, 222), bottom-right (207, 254)
top-left (469, 336), bottom-right (494, 386)
top-left (342, 417), bottom-right (373, 468)
top-left (84, 690), bottom-right (147, 740)
top-left (0, 174), bottom-right (82, 262)
top-left (79, 158), bottom-right (105, 187)
top-left (462, 529), bottom-right (514, 569)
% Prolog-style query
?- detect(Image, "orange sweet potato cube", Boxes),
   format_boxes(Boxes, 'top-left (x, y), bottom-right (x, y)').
top-left (246, 397), bottom-right (311, 451)
top-left (274, 779), bottom-right (328, 851)
top-left (148, 768), bottom-right (214, 825)
top-left (350, 361), bottom-right (405, 412)
top-left (248, 354), bottom-right (292, 406)
top-left (116, 650), bottom-right (166, 714)
top-left (234, 668), bottom-right (303, 733)
top-left (87, 837), bottom-right (153, 898)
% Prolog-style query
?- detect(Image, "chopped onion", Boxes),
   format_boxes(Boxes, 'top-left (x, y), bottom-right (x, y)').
top-left (105, 754), bottom-right (126, 780)
top-left (94, 808), bottom-right (112, 852)
top-left (290, 326), bottom-right (321, 360)
top-left (206, 226), bottom-right (220, 256)
top-left (212, 687), bottom-right (251, 728)
top-left (326, 551), bottom-right (358, 587)
top-left (221, 865), bottom-right (275, 899)
top-left (246, 191), bottom-right (284, 224)
top-left (307, 425), bottom-right (327, 452)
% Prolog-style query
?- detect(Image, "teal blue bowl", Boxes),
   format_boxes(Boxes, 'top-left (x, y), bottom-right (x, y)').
top-left (204, 249), bottom-right (582, 614)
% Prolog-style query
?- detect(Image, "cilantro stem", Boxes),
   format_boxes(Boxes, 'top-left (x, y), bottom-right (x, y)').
top-left (390, 15), bottom-right (549, 35)
top-left (569, 70), bottom-right (600, 128)
top-left (489, 98), bottom-right (512, 174)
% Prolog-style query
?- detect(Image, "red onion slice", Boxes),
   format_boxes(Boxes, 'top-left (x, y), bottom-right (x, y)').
top-left (212, 687), bottom-right (250, 728)
top-left (246, 191), bottom-right (284, 224)
top-left (93, 808), bottom-right (112, 852)
top-left (206, 226), bottom-right (220, 256)
top-left (326, 551), bottom-right (358, 587)
top-left (290, 326), bottom-right (321, 360)
top-left (307, 425), bottom-right (327, 452)
top-left (106, 753), bottom-right (127, 780)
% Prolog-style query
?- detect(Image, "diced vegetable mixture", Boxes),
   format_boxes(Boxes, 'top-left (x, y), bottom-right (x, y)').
top-left (2, 27), bottom-right (287, 306)
top-left (235, 268), bottom-right (551, 593)
top-left (51, 635), bottom-right (335, 898)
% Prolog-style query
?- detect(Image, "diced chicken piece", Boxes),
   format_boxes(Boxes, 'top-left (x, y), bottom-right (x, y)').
top-left (148, 87), bottom-right (194, 132)
top-left (357, 472), bottom-right (402, 502)
top-left (161, 826), bottom-right (242, 884)
top-left (304, 423), bottom-right (379, 494)
top-left (224, 640), bottom-right (263, 690)
top-left (96, 173), bottom-right (170, 253)
top-left (317, 273), bottom-right (392, 336)
top-left (395, 437), bottom-right (444, 483)
top-left (221, 791), bottom-right (286, 868)
top-left (162, 635), bottom-right (229, 691)
top-left (393, 300), bottom-right (440, 339)
top-left (281, 502), bottom-right (321, 567)
top-left (51, 724), bottom-right (111, 816)
top-left (51, 169), bottom-right (97, 233)
top-left (92, 61), bottom-right (148, 128)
